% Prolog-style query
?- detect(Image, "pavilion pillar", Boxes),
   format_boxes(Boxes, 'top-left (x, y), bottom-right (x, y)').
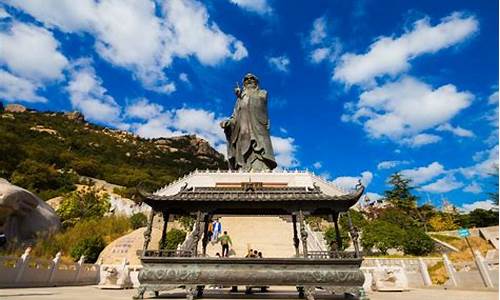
top-left (346, 211), bottom-right (360, 257)
top-left (298, 210), bottom-right (308, 258)
top-left (191, 211), bottom-right (203, 257)
top-left (142, 209), bottom-right (155, 252)
top-left (292, 214), bottom-right (300, 257)
top-left (331, 212), bottom-right (342, 252)
top-left (201, 214), bottom-right (211, 256)
top-left (159, 210), bottom-right (169, 251)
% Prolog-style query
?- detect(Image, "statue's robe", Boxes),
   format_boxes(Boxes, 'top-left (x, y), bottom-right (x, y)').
top-left (224, 88), bottom-right (277, 171)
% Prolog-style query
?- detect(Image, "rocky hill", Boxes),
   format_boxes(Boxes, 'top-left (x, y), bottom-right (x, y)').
top-left (0, 104), bottom-right (227, 200)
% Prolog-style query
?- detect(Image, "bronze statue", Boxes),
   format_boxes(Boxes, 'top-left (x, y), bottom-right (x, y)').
top-left (220, 73), bottom-right (277, 171)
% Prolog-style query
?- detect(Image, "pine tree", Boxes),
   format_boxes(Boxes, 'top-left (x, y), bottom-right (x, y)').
top-left (384, 172), bottom-right (418, 212)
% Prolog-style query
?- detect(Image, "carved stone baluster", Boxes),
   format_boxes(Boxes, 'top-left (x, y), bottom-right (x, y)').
top-left (292, 214), bottom-right (300, 257)
top-left (298, 210), bottom-right (308, 258)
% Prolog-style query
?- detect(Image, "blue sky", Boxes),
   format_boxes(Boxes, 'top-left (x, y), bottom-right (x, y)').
top-left (0, 0), bottom-right (498, 211)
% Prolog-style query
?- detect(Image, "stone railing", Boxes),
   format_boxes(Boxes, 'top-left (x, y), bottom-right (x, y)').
top-left (0, 248), bottom-right (99, 288)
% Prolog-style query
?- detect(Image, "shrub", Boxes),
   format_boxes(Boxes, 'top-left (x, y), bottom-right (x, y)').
top-left (361, 220), bottom-right (406, 255)
top-left (70, 235), bottom-right (105, 263)
top-left (57, 187), bottom-right (111, 227)
top-left (130, 213), bottom-right (147, 229)
top-left (428, 214), bottom-right (458, 231)
top-left (324, 226), bottom-right (350, 251)
top-left (159, 228), bottom-right (186, 250)
top-left (402, 228), bottom-right (435, 256)
top-left (177, 215), bottom-right (195, 231)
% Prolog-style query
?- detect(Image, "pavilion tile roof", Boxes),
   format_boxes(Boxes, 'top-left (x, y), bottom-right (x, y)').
top-left (144, 184), bottom-right (364, 203)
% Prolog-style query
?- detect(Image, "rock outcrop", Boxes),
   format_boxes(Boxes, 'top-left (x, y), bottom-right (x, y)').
top-left (0, 178), bottom-right (61, 244)
top-left (4, 104), bottom-right (27, 113)
top-left (64, 111), bottom-right (85, 122)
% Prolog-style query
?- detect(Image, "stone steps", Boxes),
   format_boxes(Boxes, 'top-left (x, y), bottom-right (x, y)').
top-left (201, 216), bottom-right (296, 258)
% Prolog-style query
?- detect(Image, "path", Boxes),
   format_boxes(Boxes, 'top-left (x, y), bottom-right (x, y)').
top-left (0, 286), bottom-right (497, 300)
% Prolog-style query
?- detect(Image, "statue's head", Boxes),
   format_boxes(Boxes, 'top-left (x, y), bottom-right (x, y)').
top-left (243, 73), bottom-right (259, 89)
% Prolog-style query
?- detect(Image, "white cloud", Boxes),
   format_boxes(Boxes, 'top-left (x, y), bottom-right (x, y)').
top-left (228, 0), bottom-right (272, 15)
top-left (377, 160), bottom-right (409, 170)
top-left (333, 12), bottom-right (478, 85)
top-left (400, 133), bottom-right (442, 148)
top-left (343, 76), bottom-right (473, 144)
top-left (313, 161), bottom-right (322, 169)
top-left (271, 136), bottom-right (299, 168)
top-left (7, 0), bottom-right (247, 93)
top-left (268, 55), bottom-right (290, 73)
top-left (179, 73), bottom-right (189, 83)
top-left (0, 70), bottom-right (46, 103)
top-left (460, 200), bottom-right (498, 212)
top-left (401, 162), bottom-right (445, 185)
top-left (488, 90), bottom-right (498, 105)
top-left (459, 145), bottom-right (499, 178)
top-left (125, 98), bottom-right (163, 120)
top-left (310, 17), bottom-right (327, 45)
top-left (463, 182), bottom-right (483, 194)
top-left (419, 175), bottom-right (463, 193)
top-left (66, 60), bottom-right (121, 124)
top-left (0, 7), bottom-right (10, 18)
top-left (307, 17), bottom-right (342, 64)
top-left (332, 171), bottom-right (373, 190)
top-left (436, 123), bottom-right (474, 137)
top-left (0, 22), bottom-right (68, 82)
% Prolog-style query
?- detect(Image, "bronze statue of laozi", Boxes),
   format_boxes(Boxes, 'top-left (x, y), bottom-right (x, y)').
top-left (220, 73), bottom-right (277, 171)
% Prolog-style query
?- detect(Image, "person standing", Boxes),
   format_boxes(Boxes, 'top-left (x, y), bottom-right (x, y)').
top-left (217, 231), bottom-right (232, 257)
top-left (212, 219), bottom-right (222, 241)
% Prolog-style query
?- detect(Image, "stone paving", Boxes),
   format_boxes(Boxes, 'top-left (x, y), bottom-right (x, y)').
top-left (0, 286), bottom-right (498, 300)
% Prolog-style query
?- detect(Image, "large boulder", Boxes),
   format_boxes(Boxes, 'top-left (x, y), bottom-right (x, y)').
top-left (0, 178), bottom-right (61, 244)
top-left (4, 104), bottom-right (27, 113)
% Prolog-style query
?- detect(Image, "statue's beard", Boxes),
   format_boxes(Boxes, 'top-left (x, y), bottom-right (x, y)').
top-left (244, 84), bottom-right (258, 91)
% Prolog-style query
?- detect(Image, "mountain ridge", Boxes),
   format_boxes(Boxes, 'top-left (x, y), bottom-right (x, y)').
top-left (0, 103), bottom-right (227, 200)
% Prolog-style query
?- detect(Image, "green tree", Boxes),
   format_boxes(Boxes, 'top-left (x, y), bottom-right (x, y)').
top-left (159, 228), bottom-right (186, 250)
top-left (402, 228), bottom-right (435, 256)
top-left (57, 187), bottom-right (111, 227)
top-left (10, 159), bottom-right (76, 199)
top-left (468, 209), bottom-right (499, 228)
top-left (361, 220), bottom-right (406, 255)
top-left (384, 173), bottom-right (418, 212)
top-left (324, 226), bottom-right (350, 251)
top-left (70, 235), bottom-right (106, 263)
top-left (130, 213), bottom-right (147, 229)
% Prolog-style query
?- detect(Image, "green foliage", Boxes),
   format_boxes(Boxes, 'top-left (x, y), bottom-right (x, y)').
top-left (384, 173), bottom-right (418, 213)
top-left (30, 216), bottom-right (131, 260)
top-left (10, 159), bottom-right (76, 200)
top-left (324, 226), bottom-right (350, 251)
top-left (0, 110), bottom-right (226, 199)
top-left (69, 235), bottom-right (105, 263)
top-left (177, 215), bottom-right (195, 231)
top-left (402, 228), bottom-right (435, 256)
top-left (305, 216), bottom-right (326, 231)
top-left (56, 187), bottom-right (111, 227)
top-left (467, 209), bottom-right (499, 228)
top-left (159, 228), bottom-right (186, 250)
top-left (378, 207), bottom-right (420, 230)
top-left (428, 213), bottom-right (458, 231)
top-left (339, 210), bottom-right (367, 231)
top-left (113, 186), bottom-right (138, 200)
top-left (130, 213), bottom-right (147, 229)
top-left (361, 220), bottom-right (406, 255)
